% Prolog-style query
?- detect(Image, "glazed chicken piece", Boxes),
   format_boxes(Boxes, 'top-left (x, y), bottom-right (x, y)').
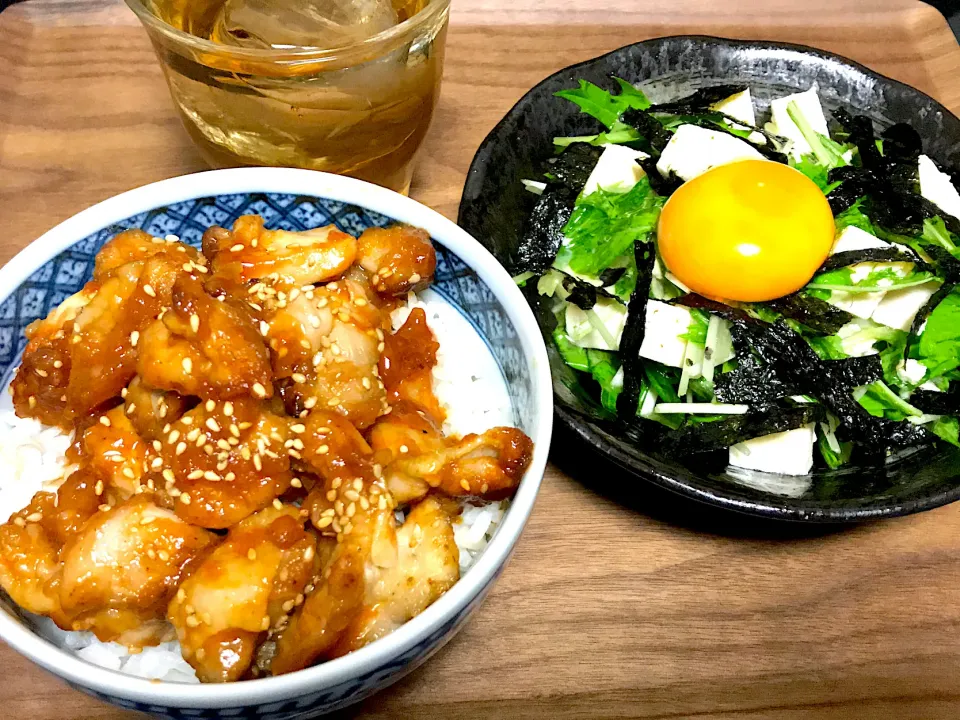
top-left (0, 467), bottom-right (104, 617)
top-left (267, 267), bottom-right (388, 430)
top-left (356, 225), bottom-right (436, 297)
top-left (58, 496), bottom-right (218, 647)
top-left (382, 427), bottom-right (533, 502)
top-left (94, 228), bottom-right (206, 282)
top-left (13, 253), bottom-right (182, 427)
top-left (10, 284), bottom-right (97, 427)
top-left (136, 274), bottom-right (273, 401)
top-left (329, 496), bottom-right (458, 657)
top-left (370, 307), bottom-right (533, 503)
top-left (168, 504), bottom-right (320, 683)
top-left (152, 398), bottom-right (293, 529)
top-left (204, 215), bottom-right (357, 295)
top-left (378, 307), bottom-right (445, 424)
top-left (271, 411), bottom-right (398, 675)
top-left (122, 375), bottom-right (190, 442)
top-left (80, 404), bottom-right (151, 501)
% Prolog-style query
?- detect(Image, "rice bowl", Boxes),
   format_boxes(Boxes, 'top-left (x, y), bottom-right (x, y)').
top-left (0, 168), bottom-right (552, 719)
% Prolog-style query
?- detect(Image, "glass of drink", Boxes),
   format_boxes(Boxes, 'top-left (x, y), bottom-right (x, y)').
top-left (125, 0), bottom-right (450, 194)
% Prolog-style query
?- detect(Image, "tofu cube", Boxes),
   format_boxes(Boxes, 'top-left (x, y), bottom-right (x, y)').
top-left (711, 89), bottom-right (765, 144)
top-left (871, 281), bottom-right (940, 331)
top-left (728, 423), bottom-right (816, 476)
top-left (830, 225), bottom-right (889, 255)
top-left (656, 124), bottom-right (764, 182)
top-left (918, 154), bottom-right (960, 221)
top-left (767, 88), bottom-right (829, 158)
top-left (565, 298), bottom-right (628, 351)
top-left (582, 144), bottom-right (649, 196)
top-left (638, 300), bottom-right (694, 367)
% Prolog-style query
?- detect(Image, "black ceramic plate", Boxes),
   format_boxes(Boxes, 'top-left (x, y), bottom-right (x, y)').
top-left (458, 35), bottom-right (960, 522)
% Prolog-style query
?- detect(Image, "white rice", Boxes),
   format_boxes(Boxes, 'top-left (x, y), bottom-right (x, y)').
top-left (0, 290), bottom-right (515, 682)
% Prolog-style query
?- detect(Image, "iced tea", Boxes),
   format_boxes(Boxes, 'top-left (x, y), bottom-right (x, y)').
top-left (127, 0), bottom-right (449, 193)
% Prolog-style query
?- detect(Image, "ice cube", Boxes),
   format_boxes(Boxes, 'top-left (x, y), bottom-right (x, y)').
top-left (211, 0), bottom-right (399, 50)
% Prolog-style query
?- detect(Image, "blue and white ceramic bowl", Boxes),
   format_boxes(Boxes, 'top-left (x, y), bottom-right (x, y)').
top-left (0, 168), bottom-right (553, 718)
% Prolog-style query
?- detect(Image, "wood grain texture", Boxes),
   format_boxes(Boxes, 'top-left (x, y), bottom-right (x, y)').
top-left (2, 1), bottom-right (960, 718)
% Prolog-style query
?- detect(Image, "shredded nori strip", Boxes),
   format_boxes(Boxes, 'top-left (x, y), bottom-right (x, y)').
top-left (513, 144), bottom-right (603, 274)
top-left (557, 271), bottom-right (623, 310)
top-left (764, 293), bottom-right (853, 335)
top-left (909, 282), bottom-right (955, 338)
top-left (923, 246), bottom-right (960, 283)
top-left (818, 247), bottom-right (930, 274)
top-left (598, 267), bottom-right (627, 286)
top-left (714, 318), bottom-right (925, 455)
top-left (675, 293), bottom-right (753, 322)
top-left (646, 403), bottom-right (823, 453)
top-left (910, 387), bottom-right (960, 415)
top-left (615, 246), bottom-right (656, 418)
top-left (714, 353), bottom-right (799, 406)
top-left (648, 85), bottom-right (749, 113)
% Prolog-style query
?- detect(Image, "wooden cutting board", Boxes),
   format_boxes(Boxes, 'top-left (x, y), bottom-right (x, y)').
top-left (2, 1), bottom-right (960, 718)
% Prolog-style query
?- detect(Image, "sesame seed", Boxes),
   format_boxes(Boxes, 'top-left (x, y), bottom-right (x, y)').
top-left (206, 418), bottom-right (220, 432)
top-left (326, 490), bottom-right (337, 502)
top-left (12, 517), bottom-right (25, 527)
top-left (291, 373), bottom-right (307, 384)
top-left (175, 442), bottom-right (187, 456)
top-left (228, 424), bottom-right (240, 438)
top-left (176, 588), bottom-right (186, 602)
top-left (273, 499), bottom-right (283, 510)
top-left (162, 469), bottom-right (175, 483)
top-left (223, 402), bottom-right (234, 417)
top-left (25, 512), bottom-right (42, 523)
top-left (187, 469), bottom-right (203, 480)
top-left (182, 416), bottom-right (193, 425)
top-left (203, 471), bottom-right (219, 482)
top-left (318, 444), bottom-right (329, 455)
top-left (344, 489), bottom-right (360, 502)
top-left (190, 314), bottom-right (200, 333)
top-left (260, 616), bottom-right (270, 631)
top-left (187, 428), bottom-right (201, 442)
top-left (312, 353), bottom-right (323, 367)
top-left (217, 439), bottom-right (231, 451)
top-left (253, 454), bottom-right (262, 471)
top-left (99, 416), bottom-right (111, 427)
top-left (230, 243), bottom-right (244, 252)
top-left (460, 479), bottom-right (471, 491)
top-left (259, 321), bottom-right (270, 337)
top-left (126, 403), bottom-right (136, 415)
top-left (143, 284), bottom-right (156, 298)
top-left (399, 444), bottom-right (409, 454)
top-left (327, 397), bottom-right (340, 407)
top-left (290, 423), bottom-right (305, 434)
top-left (147, 549), bottom-right (156, 559)
top-left (122, 467), bottom-right (136, 479)
top-left (253, 382), bottom-right (267, 398)
top-left (168, 429), bottom-right (181, 444)
top-left (361, 377), bottom-right (372, 390)
top-left (290, 478), bottom-right (303, 488)
top-left (303, 397), bottom-right (317, 409)
top-left (352, 478), bottom-right (363, 492)
top-left (36, 369), bottom-right (48, 378)
top-left (182, 357), bottom-right (193, 374)
top-left (158, 550), bottom-right (170, 562)
top-left (151, 457), bottom-right (163, 469)
top-left (355, 297), bottom-right (367, 306)
top-left (180, 493), bottom-right (191, 505)
top-left (225, 472), bottom-right (236, 482)
top-left (53, 360), bottom-right (63, 369)
top-left (204, 399), bottom-right (215, 412)
top-left (27, 396), bottom-right (36, 409)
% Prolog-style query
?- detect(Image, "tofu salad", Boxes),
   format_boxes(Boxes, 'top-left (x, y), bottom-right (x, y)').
top-left (514, 80), bottom-right (960, 476)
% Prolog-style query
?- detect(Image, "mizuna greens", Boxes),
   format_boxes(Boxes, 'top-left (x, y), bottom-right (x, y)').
top-left (517, 79), bottom-right (960, 474)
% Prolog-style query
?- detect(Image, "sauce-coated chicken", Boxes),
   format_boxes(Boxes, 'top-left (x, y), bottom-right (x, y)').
top-left (0, 215), bottom-right (533, 683)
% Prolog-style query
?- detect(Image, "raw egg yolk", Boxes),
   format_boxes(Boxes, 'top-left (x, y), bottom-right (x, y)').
top-left (657, 159), bottom-right (835, 302)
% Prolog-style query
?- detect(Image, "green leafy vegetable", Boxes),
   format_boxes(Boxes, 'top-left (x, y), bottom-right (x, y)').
top-left (555, 177), bottom-right (664, 277)
top-left (920, 217), bottom-right (960, 258)
top-left (554, 79), bottom-right (651, 130)
top-left (834, 199), bottom-right (877, 234)
top-left (679, 308), bottom-right (710, 344)
top-left (790, 154), bottom-right (842, 193)
top-left (929, 416), bottom-right (960, 447)
top-left (918, 287), bottom-right (960, 378)
top-left (807, 264), bottom-right (935, 293)
top-left (643, 362), bottom-right (681, 404)
top-left (786, 100), bottom-right (849, 169)
top-left (513, 271), bottom-right (535, 287)
top-left (856, 380), bottom-right (923, 421)
top-left (553, 328), bottom-right (623, 412)
top-left (553, 123), bottom-right (642, 149)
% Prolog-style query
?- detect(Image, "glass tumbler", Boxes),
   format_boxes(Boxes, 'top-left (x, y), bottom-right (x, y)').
top-left (125, 0), bottom-right (450, 194)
